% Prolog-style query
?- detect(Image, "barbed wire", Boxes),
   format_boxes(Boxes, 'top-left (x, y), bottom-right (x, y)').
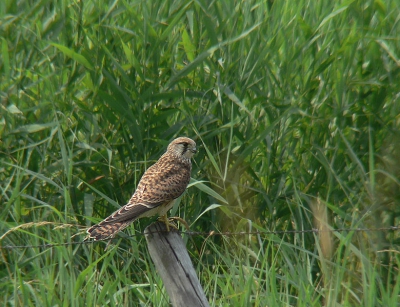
top-left (0, 225), bottom-right (398, 251)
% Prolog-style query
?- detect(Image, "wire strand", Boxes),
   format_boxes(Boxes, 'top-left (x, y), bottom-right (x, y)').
top-left (1, 226), bottom-right (398, 250)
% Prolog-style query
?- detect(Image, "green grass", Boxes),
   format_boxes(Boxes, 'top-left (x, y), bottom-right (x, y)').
top-left (1, 0), bottom-right (400, 306)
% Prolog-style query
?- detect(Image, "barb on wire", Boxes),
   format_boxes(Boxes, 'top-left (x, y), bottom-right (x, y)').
top-left (0, 226), bottom-right (398, 251)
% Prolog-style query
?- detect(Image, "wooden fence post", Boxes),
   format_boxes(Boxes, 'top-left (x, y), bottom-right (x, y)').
top-left (144, 221), bottom-right (210, 307)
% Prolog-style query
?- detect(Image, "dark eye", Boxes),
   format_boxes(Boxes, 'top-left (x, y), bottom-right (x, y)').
top-left (180, 142), bottom-right (189, 152)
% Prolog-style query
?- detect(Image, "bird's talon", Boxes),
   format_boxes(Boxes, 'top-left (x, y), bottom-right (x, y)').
top-left (167, 221), bottom-right (179, 231)
top-left (157, 215), bottom-right (182, 231)
top-left (168, 216), bottom-right (190, 231)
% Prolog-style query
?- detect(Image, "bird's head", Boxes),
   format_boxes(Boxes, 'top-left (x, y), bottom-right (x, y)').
top-left (168, 137), bottom-right (197, 159)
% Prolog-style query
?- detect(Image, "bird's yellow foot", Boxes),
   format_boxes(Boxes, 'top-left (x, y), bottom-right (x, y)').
top-left (158, 214), bottom-right (179, 232)
top-left (168, 216), bottom-right (190, 231)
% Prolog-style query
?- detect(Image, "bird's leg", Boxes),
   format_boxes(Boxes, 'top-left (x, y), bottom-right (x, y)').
top-left (158, 214), bottom-right (179, 231)
top-left (168, 216), bottom-right (190, 231)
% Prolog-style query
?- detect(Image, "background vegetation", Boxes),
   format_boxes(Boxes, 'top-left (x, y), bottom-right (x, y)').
top-left (1, 0), bottom-right (399, 306)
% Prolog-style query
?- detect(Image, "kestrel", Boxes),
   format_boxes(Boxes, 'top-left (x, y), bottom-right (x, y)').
top-left (86, 137), bottom-right (197, 241)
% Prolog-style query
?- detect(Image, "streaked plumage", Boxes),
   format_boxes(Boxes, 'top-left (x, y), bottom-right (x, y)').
top-left (86, 137), bottom-right (197, 241)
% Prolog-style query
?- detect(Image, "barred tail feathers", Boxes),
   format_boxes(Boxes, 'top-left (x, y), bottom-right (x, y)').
top-left (86, 221), bottom-right (130, 241)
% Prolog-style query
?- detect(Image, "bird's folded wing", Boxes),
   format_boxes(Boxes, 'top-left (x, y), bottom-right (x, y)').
top-left (98, 201), bottom-right (163, 224)
top-left (133, 163), bottom-right (190, 204)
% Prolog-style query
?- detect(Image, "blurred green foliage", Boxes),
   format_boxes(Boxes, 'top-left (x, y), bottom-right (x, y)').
top-left (1, 0), bottom-right (399, 306)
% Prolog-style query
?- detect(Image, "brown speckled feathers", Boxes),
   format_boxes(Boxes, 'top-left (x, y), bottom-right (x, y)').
top-left (86, 137), bottom-right (197, 241)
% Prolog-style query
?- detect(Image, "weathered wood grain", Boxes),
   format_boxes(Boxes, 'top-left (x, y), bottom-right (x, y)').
top-left (144, 222), bottom-right (210, 307)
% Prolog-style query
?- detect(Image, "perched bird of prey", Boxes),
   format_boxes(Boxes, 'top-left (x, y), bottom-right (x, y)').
top-left (86, 137), bottom-right (197, 242)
